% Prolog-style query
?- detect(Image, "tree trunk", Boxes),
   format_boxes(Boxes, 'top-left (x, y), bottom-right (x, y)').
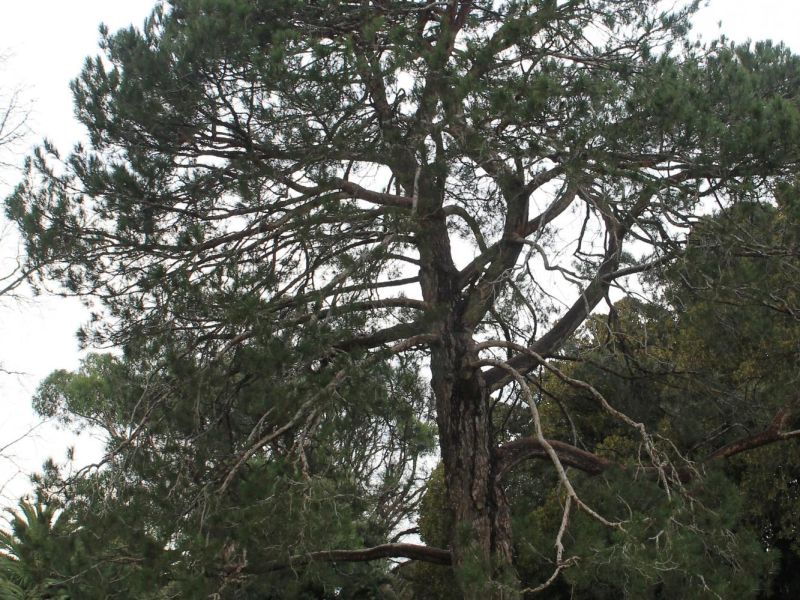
top-left (414, 179), bottom-right (518, 597)
top-left (431, 328), bottom-right (518, 599)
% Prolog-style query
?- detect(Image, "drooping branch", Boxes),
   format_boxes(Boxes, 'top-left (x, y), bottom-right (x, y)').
top-left (496, 437), bottom-right (612, 479)
top-left (0, 262), bottom-right (37, 297)
top-left (443, 204), bottom-right (488, 251)
top-left (218, 369), bottom-right (348, 494)
top-left (521, 180), bottom-right (577, 237)
top-left (477, 354), bottom-right (621, 592)
top-left (483, 183), bottom-right (669, 390)
top-left (219, 330), bottom-right (440, 494)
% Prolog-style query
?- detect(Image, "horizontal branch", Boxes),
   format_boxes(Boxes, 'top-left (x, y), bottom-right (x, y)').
top-left (498, 408), bottom-right (800, 480)
top-left (261, 543), bottom-right (452, 572)
top-left (334, 320), bottom-right (430, 352)
top-left (337, 179), bottom-right (413, 209)
top-left (704, 408), bottom-right (799, 462)
top-left (608, 254), bottom-right (676, 279)
top-left (281, 298), bottom-right (428, 327)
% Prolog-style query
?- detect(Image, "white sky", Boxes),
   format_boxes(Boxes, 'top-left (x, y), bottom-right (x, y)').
top-left (0, 0), bottom-right (799, 505)
top-left (0, 1), bottom-right (155, 504)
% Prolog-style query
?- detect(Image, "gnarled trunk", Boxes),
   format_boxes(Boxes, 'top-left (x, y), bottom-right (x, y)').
top-left (414, 179), bottom-right (518, 597)
top-left (431, 328), bottom-right (517, 599)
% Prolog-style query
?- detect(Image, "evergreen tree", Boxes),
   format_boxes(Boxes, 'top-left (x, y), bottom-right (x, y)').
top-left (412, 197), bottom-right (800, 598)
top-left (6, 1), bottom-right (800, 597)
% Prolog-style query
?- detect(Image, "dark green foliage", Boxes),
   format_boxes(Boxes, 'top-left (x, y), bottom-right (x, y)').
top-left (6, 0), bottom-right (800, 598)
top-left (26, 342), bottom-right (436, 598)
top-left (408, 195), bottom-right (800, 597)
top-left (0, 499), bottom-right (70, 600)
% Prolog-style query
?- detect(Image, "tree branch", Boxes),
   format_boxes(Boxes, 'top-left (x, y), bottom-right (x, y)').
top-left (496, 437), bottom-right (612, 479)
top-left (261, 542), bottom-right (452, 572)
top-left (704, 408), bottom-right (799, 462)
top-left (333, 321), bottom-right (431, 352)
top-left (337, 179), bottom-right (413, 209)
top-left (498, 408), bottom-right (800, 481)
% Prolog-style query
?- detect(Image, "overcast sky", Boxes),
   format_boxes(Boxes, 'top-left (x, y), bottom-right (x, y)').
top-left (1, 0), bottom-right (799, 505)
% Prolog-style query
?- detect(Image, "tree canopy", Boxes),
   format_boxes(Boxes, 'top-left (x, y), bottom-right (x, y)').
top-left (4, 0), bottom-right (800, 597)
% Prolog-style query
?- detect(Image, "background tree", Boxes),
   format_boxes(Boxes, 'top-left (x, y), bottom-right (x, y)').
top-left (0, 498), bottom-right (72, 599)
top-left (407, 194), bottom-right (800, 598)
top-left (6, 0), bottom-right (800, 597)
top-left (0, 52), bottom-right (30, 298)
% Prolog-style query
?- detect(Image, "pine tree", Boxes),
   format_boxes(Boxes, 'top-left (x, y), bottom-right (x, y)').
top-left (7, 1), bottom-right (800, 597)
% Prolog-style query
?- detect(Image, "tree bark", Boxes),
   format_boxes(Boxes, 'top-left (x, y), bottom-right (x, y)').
top-left (430, 327), bottom-right (517, 598)
top-left (410, 162), bottom-right (519, 596)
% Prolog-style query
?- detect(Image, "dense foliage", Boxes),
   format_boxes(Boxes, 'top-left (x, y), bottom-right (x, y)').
top-left (4, 0), bottom-right (800, 597)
